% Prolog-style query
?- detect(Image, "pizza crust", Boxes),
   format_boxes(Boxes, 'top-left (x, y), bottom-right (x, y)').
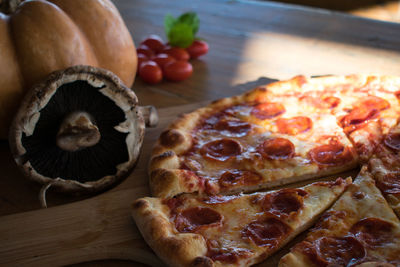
top-left (149, 168), bottom-right (202, 198)
top-left (278, 252), bottom-right (311, 267)
top-left (131, 198), bottom-right (208, 267)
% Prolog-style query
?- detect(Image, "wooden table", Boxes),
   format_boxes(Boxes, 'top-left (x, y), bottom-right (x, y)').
top-left (1, 0), bottom-right (400, 266)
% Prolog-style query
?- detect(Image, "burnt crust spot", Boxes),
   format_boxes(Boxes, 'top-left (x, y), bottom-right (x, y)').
top-left (132, 199), bottom-right (148, 210)
top-left (151, 150), bottom-right (176, 165)
top-left (353, 191), bottom-right (365, 200)
top-left (192, 256), bottom-right (214, 267)
top-left (160, 129), bottom-right (185, 148)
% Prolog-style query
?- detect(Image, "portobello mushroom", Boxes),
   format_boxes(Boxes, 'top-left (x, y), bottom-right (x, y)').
top-left (9, 65), bottom-right (157, 207)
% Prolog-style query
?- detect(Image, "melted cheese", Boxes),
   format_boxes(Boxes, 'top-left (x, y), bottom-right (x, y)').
top-left (181, 97), bottom-right (357, 194)
top-left (167, 180), bottom-right (348, 267)
top-left (280, 168), bottom-right (400, 266)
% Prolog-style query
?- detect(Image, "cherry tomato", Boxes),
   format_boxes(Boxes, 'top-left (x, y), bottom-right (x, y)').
top-left (163, 46), bottom-right (190, 61)
top-left (140, 35), bottom-right (165, 53)
top-left (163, 60), bottom-right (193, 82)
top-left (187, 40), bottom-right (209, 59)
top-left (139, 61), bottom-right (162, 84)
top-left (137, 53), bottom-right (149, 71)
top-left (152, 53), bottom-right (176, 68)
top-left (136, 44), bottom-right (154, 58)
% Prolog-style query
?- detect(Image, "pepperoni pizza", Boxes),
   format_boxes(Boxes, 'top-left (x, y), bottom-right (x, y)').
top-left (149, 75), bottom-right (400, 198)
top-left (132, 178), bottom-right (350, 267)
top-left (132, 75), bottom-right (400, 266)
top-left (279, 166), bottom-right (400, 267)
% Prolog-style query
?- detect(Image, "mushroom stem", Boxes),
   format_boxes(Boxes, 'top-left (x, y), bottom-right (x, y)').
top-left (56, 111), bottom-right (101, 152)
top-left (139, 105), bottom-right (158, 128)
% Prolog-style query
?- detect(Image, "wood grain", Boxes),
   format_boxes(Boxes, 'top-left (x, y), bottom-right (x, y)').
top-left (0, 103), bottom-right (199, 267)
top-left (0, 102), bottom-right (358, 267)
top-left (2, 0), bottom-right (400, 266)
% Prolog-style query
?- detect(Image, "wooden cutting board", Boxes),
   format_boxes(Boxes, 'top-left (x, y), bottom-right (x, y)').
top-left (0, 98), bottom-right (358, 267)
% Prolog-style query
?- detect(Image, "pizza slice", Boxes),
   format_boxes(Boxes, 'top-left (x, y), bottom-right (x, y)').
top-left (267, 75), bottom-right (400, 162)
top-left (149, 86), bottom-right (358, 198)
top-left (132, 178), bottom-right (351, 267)
top-left (335, 95), bottom-right (390, 162)
top-left (279, 166), bottom-right (400, 267)
top-left (333, 76), bottom-right (400, 162)
top-left (369, 121), bottom-right (400, 217)
top-left (241, 75), bottom-right (400, 164)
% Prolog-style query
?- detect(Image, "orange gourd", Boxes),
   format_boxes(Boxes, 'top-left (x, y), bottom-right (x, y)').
top-left (0, 0), bottom-right (137, 138)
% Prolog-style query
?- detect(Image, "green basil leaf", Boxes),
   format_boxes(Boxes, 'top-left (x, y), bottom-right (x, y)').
top-left (164, 14), bottom-right (177, 36)
top-left (167, 22), bottom-right (194, 48)
top-left (177, 12), bottom-right (199, 35)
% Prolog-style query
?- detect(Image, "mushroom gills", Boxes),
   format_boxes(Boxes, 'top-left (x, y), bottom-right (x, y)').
top-left (21, 80), bottom-right (130, 183)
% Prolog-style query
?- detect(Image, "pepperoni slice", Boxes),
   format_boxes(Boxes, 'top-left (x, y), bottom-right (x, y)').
top-left (350, 218), bottom-right (394, 248)
top-left (219, 170), bottom-right (262, 188)
top-left (322, 96), bottom-right (340, 109)
top-left (251, 102), bottom-right (285, 120)
top-left (259, 138), bottom-right (295, 160)
top-left (175, 207), bottom-right (222, 232)
top-left (341, 106), bottom-right (379, 128)
top-left (376, 173), bottom-right (400, 195)
top-left (242, 217), bottom-right (291, 247)
top-left (215, 119), bottom-right (251, 137)
top-left (384, 132), bottom-right (400, 151)
top-left (309, 142), bottom-right (353, 166)
top-left (276, 116), bottom-right (312, 135)
top-left (200, 139), bottom-right (241, 161)
top-left (341, 96), bottom-right (390, 128)
top-left (362, 95), bottom-right (390, 111)
top-left (262, 188), bottom-right (308, 216)
top-left (163, 197), bottom-right (184, 215)
top-left (315, 236), bottom-right (366, 266)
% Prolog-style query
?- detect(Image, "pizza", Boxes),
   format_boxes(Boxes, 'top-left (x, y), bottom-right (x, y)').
top-left (132, 75), bottom-right (400, 266)
top-left (132, 178), bottom-right (351, 267)
top-left (369, 121), bottom-right (400, 217)
top-left (149, 75), bottom-right (400, 198)
top-left (279, 166), bottom-right (400, 267)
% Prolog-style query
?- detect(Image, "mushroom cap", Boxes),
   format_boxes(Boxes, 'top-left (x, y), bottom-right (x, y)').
top-left (9, 65), bottom-right (146, 194)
